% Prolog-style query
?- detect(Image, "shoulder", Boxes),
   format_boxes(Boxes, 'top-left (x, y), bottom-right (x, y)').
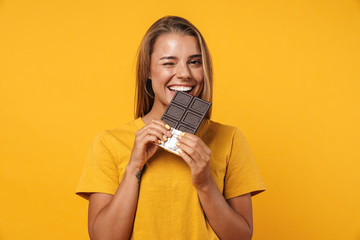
top-left (205, 119), bottom-right (244, 140)
top-left (200, 119), bottom-right (247, 155)
top-left (98, 119), bottom-right (139, 137)
top-left (92, 119), bottom-right (139, 150)
top-left (203, 120), bottom-right (251, 156)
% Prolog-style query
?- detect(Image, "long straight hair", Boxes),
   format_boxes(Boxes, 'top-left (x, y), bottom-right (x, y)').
top-left (135, 16), bottom-right (213, 119)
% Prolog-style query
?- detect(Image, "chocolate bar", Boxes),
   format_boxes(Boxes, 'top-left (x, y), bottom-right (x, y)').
top-left (159, 91), bottom-right (211, 155)
top-left (161, 91), bottom-right (211, 134)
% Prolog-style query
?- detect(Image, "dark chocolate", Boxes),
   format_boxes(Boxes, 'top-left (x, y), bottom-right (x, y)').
top-left (161, 91), bottom-right (211, 134)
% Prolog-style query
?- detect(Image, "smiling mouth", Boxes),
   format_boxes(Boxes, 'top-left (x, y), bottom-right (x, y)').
top-left (168, 86), bottom-right (194, 93)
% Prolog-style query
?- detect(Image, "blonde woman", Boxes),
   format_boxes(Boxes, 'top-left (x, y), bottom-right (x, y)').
top-left (76, 16), bottom-right (265, 240)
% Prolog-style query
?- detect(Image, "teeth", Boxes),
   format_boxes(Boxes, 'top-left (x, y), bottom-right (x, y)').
top-left (169, 86), bottom-right (193, 91)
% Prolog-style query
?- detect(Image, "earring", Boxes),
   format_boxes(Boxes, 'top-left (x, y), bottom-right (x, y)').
top-left (145, 79), bottom-right (154, 98)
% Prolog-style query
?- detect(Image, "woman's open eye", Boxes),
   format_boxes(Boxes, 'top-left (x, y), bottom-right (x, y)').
top-left (189, 60), bottom-right (202, 66)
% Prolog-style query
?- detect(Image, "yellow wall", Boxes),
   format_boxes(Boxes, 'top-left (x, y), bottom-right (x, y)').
top-left (1, 0), bottom-right (359, 239)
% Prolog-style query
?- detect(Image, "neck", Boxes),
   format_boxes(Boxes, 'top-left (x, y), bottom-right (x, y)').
top-left (141, 100), bottom-right (167, 124)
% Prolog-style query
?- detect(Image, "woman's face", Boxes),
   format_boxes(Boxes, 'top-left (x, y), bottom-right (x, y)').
top-left (149, 33), bottom-right (204, 110)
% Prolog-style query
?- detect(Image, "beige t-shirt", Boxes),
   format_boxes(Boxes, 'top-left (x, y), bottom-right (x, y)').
top-left (76, 118), bottom-right (265, 239)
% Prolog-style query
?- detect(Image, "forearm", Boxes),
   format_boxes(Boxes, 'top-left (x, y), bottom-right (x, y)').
top-left (196, 178), bottom-right (252, 240)
top-left (90, 164), bottom-right (141, 240)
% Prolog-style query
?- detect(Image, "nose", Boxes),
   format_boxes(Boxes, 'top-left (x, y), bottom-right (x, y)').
top-left (175, 62), bottom-right (191, 80)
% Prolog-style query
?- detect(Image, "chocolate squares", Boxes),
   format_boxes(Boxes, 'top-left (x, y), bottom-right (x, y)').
top-left (161, 91), bottom-right (212, 134)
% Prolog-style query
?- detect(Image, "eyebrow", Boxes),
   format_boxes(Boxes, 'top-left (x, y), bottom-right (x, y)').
top-left (159, 56), bottom-right (177, 60)
top-left (189, 54), bottom-right (202, 59)
top-left (159, 54), bottom-right (202, 60)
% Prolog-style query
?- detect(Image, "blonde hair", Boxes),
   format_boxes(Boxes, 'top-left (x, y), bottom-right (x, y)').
top-left (135, 16), bottom-right (213, 119)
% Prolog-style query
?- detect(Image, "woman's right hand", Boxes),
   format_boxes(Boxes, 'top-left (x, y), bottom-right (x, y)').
top-left (128, 119), bottom-right (172, 172)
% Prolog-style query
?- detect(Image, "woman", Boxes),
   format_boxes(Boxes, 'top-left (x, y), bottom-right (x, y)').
top-left (76, 16), bottom-right (265, 240)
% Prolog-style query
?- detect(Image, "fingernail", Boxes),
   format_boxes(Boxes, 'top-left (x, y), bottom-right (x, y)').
top-left (158, 139), bottom-right (161, 144)
top-left (163, 135), bottom-right (168, 141)
top-left (165, 124), bottom-right (171, 130)
top-left (176, 142), bottom-right (180, 146)
top-left (178, 149), bottom-right (183, 154)
top-left (177, 136), bottom-right (181, 140)
top-left (180, 132), bottom-right (185, 137)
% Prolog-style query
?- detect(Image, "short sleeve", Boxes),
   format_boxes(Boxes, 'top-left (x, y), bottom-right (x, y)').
top-left (224, 129), bottom-right (266, 199)
top-left (75, 131), bottom-right (119, 200)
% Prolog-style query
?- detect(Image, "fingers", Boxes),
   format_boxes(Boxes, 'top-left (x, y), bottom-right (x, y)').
top-left (136, 119), bottom-right (172, 143)
top-left (177, 142), bottom-right (201, 166)
top-left (177, 147), bottom-right (193, 165)
top-left (130, 119), bottom-right (172, 168)
top-left (176, 132), bottom-right (211, 162)
top-left (144, 134), bottom-right (162, 145)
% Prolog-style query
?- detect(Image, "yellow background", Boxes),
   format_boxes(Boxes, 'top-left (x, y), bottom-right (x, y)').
top-left (1, 0), bottom-right (359, 239)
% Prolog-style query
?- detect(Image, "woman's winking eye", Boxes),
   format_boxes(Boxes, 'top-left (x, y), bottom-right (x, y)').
top-left (162, 62), bottom-right (175, 66)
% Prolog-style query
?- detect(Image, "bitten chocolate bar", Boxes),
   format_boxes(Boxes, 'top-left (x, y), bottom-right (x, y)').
top-left (161, 91), bottom-right (212, 134)
top-left (158, 91), bottom-right (211, 155)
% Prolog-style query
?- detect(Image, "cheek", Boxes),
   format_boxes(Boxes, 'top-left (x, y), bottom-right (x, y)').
top-left (152, 67), bottom-right (174, 81)
top-left (193, 68), bottom-right (204, 83)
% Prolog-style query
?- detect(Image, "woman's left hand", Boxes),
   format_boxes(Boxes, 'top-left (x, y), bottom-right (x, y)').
top-left (176, 132), bottom-right (212, 190)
